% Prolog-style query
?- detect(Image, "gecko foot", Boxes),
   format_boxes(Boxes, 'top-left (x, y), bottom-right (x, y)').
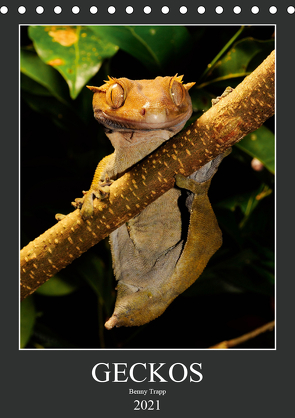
top-left (71, 178), bottom-right (114, 220)
top-left (211, 86), bottom-right (233, 106)
top-left (55, 213), bottom-right (66, 221)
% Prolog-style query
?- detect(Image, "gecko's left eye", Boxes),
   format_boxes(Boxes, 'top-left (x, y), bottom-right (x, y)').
top-left (106, 83), bottom-right (125, 109)
top-left (170, 79), bottom-right (184, 106)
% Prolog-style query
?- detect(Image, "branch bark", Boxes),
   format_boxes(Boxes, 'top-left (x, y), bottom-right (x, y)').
top-left (209, 320), bottom-right (275, 349)
top-left (20, 50), bottom-right (275, 300)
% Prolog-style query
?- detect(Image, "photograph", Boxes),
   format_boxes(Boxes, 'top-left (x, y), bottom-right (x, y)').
top-left (20, 24), bottom-right (275, 349)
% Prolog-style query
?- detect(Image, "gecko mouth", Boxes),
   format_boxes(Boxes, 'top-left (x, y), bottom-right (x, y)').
top-left (94, 110), bottom-right (191, 132)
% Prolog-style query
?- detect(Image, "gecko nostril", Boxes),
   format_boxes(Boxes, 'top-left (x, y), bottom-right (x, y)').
top-left (140, 108), bottom-right (146, 116)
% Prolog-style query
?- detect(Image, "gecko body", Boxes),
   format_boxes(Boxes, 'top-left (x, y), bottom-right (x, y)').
top-left (73, 75), bottom-right (229, 328)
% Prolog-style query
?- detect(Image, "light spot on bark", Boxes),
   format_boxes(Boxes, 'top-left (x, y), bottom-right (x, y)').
top-left (177, 158), bottom-right (184, 167)
top-left (68, 236), bottom-right (73, 244)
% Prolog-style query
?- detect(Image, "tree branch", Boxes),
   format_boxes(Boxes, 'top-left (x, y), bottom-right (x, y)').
top-left (20, 50), bottom-right (275, 300)
top-left (209, 320), bottom-right (275, 349)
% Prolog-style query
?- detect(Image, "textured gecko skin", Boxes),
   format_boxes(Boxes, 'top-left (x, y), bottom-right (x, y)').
top-left (73, 75), bottom-right (229, 329)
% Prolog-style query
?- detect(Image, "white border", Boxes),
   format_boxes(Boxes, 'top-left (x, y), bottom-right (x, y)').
top-left (19, 23), bottom-right (276, 351)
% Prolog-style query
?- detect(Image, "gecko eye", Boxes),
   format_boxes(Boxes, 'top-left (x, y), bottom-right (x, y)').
top-left (106, 83), bottom-right (125, 109)
top-left (170, 79), bottom-right (184, 106)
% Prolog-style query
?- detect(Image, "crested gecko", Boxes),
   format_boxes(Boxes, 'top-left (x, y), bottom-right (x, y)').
top-left (72, 75), bottom-right (230, 329)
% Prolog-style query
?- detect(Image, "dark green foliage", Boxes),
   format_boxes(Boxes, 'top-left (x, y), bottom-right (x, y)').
top-left (20, 25), bottom-right (275, 348)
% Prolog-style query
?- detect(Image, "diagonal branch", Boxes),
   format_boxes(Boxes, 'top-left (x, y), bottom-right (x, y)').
top-left (209, 320), bottom-right (275, 349)
top-left (20, 50), bottom-right (275, 300)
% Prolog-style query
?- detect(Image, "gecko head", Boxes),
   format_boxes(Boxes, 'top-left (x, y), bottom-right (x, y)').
top-left (87, 75), bottom-right (195, 132)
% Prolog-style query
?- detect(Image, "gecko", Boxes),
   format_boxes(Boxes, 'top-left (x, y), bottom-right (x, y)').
top-left (72, 75), bottom-right (230, 329)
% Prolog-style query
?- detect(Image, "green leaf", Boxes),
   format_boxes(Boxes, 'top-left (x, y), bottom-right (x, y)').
top-left (21, 48), bottom-right (70, 104)
top-left (216, 183), bottom-right (273, 229)
top-left (36, 275), bottom-right (78, 296)
top-left (90, 26), bottom-right (192, 73)
top-left (20, 296), bottom-right (36, 348)
top-left (28, 26), bottom-right (119, 99)
top-left (200, 38), bottom-right (274, 87)
top-left (236, 126), bottom-right (275, 174)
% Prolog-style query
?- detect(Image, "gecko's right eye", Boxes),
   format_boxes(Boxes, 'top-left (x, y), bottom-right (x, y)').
top-left (106, 83), bottom-right (125, 109)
